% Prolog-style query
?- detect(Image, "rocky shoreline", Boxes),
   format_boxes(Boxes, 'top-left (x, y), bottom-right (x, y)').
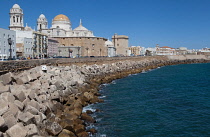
top-left (0, 56), bottom-right (209, 137)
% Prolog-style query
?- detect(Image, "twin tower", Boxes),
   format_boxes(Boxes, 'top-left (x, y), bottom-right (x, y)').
top-left (9, 4), bottom-right (48, 31)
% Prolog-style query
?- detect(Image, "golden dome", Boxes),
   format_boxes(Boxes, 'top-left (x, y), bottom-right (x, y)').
top-left (53, 14), bottom-right (70, 22)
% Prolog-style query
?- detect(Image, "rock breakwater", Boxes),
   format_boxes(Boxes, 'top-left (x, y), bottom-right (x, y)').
top-left (0, 56), bottom-right (209, 137)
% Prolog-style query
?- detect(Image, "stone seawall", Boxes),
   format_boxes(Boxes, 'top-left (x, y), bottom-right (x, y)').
top-left (0, 55), bottom-right (209, 74)
top-left (0, 55), bottom-right (209, 137)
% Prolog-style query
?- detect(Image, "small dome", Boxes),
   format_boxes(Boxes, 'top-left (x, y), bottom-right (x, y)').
top-left (105, 39), bottom-right (114, 46)
top-left (39, 14), bottom-right (46, 18)
top-left (12, 4), bottom-right (20, 9)
top-left (24, 26), bottom-right (33, 31)
top-left (53, 14), bottom-right (70, 22)
top-left (74, 25), bottom-right (88, 31)
top-left (74, 19), bottom-right (88, 31)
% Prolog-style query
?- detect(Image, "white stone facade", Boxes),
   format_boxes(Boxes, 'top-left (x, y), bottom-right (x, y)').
top-left (9, 4), bottom-right (24, 31)
top-left (37, 14), bottom-right (94, 37)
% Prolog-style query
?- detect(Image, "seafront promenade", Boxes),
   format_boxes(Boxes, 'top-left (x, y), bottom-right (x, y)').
top-left (0, 55), bottom-right (209, 137)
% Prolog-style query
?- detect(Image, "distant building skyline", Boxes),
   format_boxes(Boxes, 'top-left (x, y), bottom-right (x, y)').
top-left (1, 0), bottom-right (210, 49)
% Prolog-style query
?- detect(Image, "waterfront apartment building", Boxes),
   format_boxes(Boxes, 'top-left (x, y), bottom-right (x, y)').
top-left (33, 31), bottom-right (48, 58)
top-left (129, 46), bottom-right (141, 56)
top-left (0, 28), bottom-right (16, 59)
top-left (156, 46), bottom-right (176, 55)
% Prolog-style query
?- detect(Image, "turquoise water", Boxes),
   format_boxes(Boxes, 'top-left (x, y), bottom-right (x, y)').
top-left (90, 63), bottom-right (210, 137)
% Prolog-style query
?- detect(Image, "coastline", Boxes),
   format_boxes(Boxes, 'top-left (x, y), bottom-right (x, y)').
top-left (0, 55), bottom-right (209, 137)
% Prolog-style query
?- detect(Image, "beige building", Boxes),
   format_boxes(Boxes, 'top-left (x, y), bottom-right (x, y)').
top-left (112, 34), bottom-right (129, 56)
top-left (129, 46), bottom-right (141, 56)
top-left (48, 38), bottom-right (59, 57)
top-left (58, 46), bottom-right (81, 57)
top-left (55, 37), bottom-right (107, 57)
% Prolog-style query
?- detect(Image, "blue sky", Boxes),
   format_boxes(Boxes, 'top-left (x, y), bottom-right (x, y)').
top-left (1, 0), bottom-right (210, 49)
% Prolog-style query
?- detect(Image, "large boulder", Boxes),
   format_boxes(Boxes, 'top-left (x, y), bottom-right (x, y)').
top-left (0, 99), bottom-right (9, 116)
top-left (0, 72), bottom-right (13, 85)
top-left (45, 121), bottom-right (63, 136)
top-left (3, 114), bottom-right (17, 128)
top-left (81, 113), bottom-right (96, 123)
top-left (25, 124), bottom-right (39, 137)
top-left (18, 112), bottom-right (34, 125)
top-left (6, 123), bottom-right (27, 137)
top-left (0, 85), bottom-right (10, 94)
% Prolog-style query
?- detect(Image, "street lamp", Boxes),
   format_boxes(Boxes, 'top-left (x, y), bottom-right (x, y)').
top-left (8, 38), bottom-right (12, 60)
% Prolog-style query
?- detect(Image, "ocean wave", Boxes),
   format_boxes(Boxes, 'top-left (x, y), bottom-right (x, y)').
top-left (111, 81), bottom-right (116, 84)
top-left (82, 104), bottom-right (96, 113)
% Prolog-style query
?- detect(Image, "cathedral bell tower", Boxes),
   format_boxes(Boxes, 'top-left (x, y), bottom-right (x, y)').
top-left (37, 14), bottom-right (48, 31)
top-left (9, 4), bottom-right (24, 30)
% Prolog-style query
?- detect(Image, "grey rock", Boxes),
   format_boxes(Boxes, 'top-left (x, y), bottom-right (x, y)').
top-left (49, 85), bottom-right (57, 92)
top-left (14, 100), bottom-right (24, 110)
top-left (15, 75), bottom-right (29, 85)
top-left (0, 72), bottom-right (13, 85)
top-left (50, 91), bottom-right (59, 100)
top-left (6, 123), bottom-right (27, 137)
top-left (0, 92), bottom-right (15, 103)
top-left (45, 121), bottom-right (62, 136)
top-left (25, 124), bottom-right (39, 137)
top-left (13, 90), bottom-right (26, 102)
top-left (24, 105), bottom-right (39, 115)
top-left (28, 100), bottom-right (40, 111)
top-left (18, 112), bottom-right (34, 125)
top-left (3, 114), bottom-right (17, 128)
top-left (3, 103), bottom-right (19, 118)
top-left (0, 85), bottom-right (10, 94)
top-left (0, 99), bottom-right (9, 116)
top-left (0, 116), bottom-right (5, 128)
top-left (37, 94), bottom-right (47, 103)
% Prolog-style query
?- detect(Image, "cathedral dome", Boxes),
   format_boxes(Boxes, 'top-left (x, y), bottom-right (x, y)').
top-left (53, 14), bottom-right (70, 22)
top-left (12, 4), bottom-right (20, 9)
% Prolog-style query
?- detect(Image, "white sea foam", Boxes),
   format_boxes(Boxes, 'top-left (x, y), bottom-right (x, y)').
top-left (111, 81), bottom-right (116, 84)
top-left (99, 95), bottom-right (106, 99)
top-left (82, 104), bottom-right (96, 113)
top-left (102, 83), bottom-right (109, 86)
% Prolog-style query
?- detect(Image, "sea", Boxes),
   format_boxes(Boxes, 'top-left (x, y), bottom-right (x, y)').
top-left (83, 63), bottom-right (210, 137)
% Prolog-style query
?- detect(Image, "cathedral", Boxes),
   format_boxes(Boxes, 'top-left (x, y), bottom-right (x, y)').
top-left (37, 14), bottom-right (94, 37)
top-left (8, 4), bottom-right (130, 58)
